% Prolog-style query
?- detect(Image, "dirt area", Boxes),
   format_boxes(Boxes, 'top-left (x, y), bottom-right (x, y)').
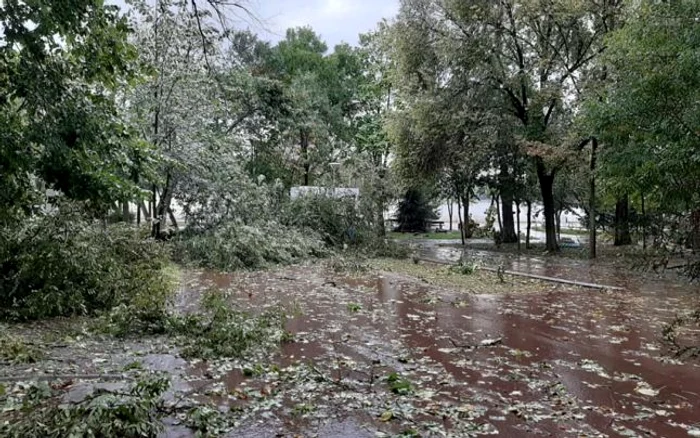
top-left (2, 257), bottom-right (700, 437)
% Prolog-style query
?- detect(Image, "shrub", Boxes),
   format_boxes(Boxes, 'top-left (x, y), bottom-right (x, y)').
top-left (0, 204), bottom-right (173, 320)
top-left (283, 195), bottom-right (373, 246)
top-left (174, 221), bottom-right (328, 271)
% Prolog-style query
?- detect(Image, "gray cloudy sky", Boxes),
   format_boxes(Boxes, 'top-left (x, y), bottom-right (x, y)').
top-left (252, 0), bottom-right (399, 47)
top-left (109, 0), bottom-right (399, 48)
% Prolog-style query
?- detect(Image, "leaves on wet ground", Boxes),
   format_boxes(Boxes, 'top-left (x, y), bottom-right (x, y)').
top-left (2, 257), bottom-right (700, 437)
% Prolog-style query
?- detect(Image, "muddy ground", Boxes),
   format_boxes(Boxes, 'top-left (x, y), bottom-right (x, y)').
top-left (2, 254), bottom-right (700, 437)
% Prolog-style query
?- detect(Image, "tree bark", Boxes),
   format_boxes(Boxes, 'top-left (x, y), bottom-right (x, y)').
top-left (501, 192), bottom-right (518, 243)
top-left (462, 195), bottom-right (471, 238)
top-left (457, 197), bottom-right (465, 245)
top-left (516, 201), bottom-right (521, 251)
top-left (167, 207), bottom-right (178, 228)
top-left (122, 202), bottom-right (130, 223)
top-left (447, 200), bottom-right (453, 231)
top-left (614, 194), bottom-right (632, 246)
top-left (536, 160), bottom-right (559, 252)
top-left (589, 138), bottom-right (598, 259)
top-left (499, 163), bottom-right (518, 243)
top-left (641, 192), bottom-right (646, 250)
top-left (152, 172), bottom-right (173, 238)
top-left (301, 128), bottom-right (310, 186)
top-left (526, 200), bottom-right (532, 249)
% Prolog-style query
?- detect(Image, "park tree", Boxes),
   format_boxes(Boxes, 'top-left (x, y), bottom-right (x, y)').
top-left (125, 0), bottom-right (277, 235)
top-left (0, 0), bottom-right (146, 224)
top-left (392, 0), bottom-right (624, 251)
top-left (352, 23), bottom-right (398, 236)
top-left (258, 28), bottom-right (362, 187)
top-left (582, 0), bottom-right (700, 252)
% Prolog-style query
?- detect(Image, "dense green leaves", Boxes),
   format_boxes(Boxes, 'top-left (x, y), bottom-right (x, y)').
top-left (583, 0), bottom-right (700, 212)
top-left (0, 0), bottom-right (145, 222)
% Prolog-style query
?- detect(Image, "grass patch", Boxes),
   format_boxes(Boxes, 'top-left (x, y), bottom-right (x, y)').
top-left (371, 258), bottom-right (581, 295)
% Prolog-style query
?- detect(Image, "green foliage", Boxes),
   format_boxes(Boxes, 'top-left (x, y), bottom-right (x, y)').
top-left (583, 0), bottom-right (700, 213)
top-left (328, 255), bottom-right (371, 274)
top-left (395, 188), bottom-right (438, 233)
top-left (347, 303), bottom-right (362, 313)
top-left (284, 195), bottom-right (374, 246)
top-left (450, 262), bottom-right (479, 276)
top-left (175, 222), bottom-right (328, 271)
top-left (0, 375), bottom-right (170, 438)
top-left (184, 406), bottom-right (232, 437)
top-left (168, 290), bottom-right (288, 360)
top-left (97, 264), bottom-right (178, 337)
top-left (0, 0), bottom-right (147, 225)
top-left (0, 203), bottom-right (173, 321)
top-left (0, 335), bottom-right (41, 364)
top-left (386, 372), bottom-right (413, 395)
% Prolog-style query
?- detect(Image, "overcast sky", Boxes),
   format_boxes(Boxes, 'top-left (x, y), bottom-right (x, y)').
top-left (109, 0), bottom-right (400, 49)
top-left (252, 0), bottom-right (399, 47)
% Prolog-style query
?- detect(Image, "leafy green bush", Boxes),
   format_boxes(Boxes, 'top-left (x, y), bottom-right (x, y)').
top-left (283, 195), bottom-right (373, 246)
top-left (0, 375), bottom-right (170, 438)
top-left (96, 263), bottom-right (179, 337)
top-left (174, 221), bottom-right (327, 271)
top-left (0, 204), bottom-right (173, 320)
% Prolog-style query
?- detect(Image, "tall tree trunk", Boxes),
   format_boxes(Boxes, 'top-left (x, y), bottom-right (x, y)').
top-left (614, 194), bottom-right (632, 246)
top-left (526, 200), bottom-right (532, 249)
top-left (690, 209), bottom-right (700, 251)
top-left (457, 197), bottom-right (465, 245)
top-left (516, 201), bottom-right (521, 251)
top-left (462, 195), bottom-right (471, 238)
top-left (122, 202), bottom-right (130, 223)
top-left (498, 163), bottom-right (517, 243)
top-left (641, 192), bottom-right (647, 250)
top-left (167, 207), bottom-right (178, 228)
top-left (536, 161), bottom-right (559, 252)
top-left (301, 128), bottom-right (310, 186)
top-left (447, 200), bottom-right (453, 231)
top-left (152, 172), bottom-right (173, 238)
top-left (589, 138), bottom-right (598, 259)
top-left (501, 193), bottom-right (518, 243)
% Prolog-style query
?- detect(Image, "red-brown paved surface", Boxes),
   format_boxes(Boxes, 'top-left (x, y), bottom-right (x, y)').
top-left (179, 254), bottom-right (700, 437)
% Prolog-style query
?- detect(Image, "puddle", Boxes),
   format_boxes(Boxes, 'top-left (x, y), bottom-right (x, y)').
top-left (5, 255), bottom-right (699, 437)
top-left (174, 257), bottom-right (700, 437)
